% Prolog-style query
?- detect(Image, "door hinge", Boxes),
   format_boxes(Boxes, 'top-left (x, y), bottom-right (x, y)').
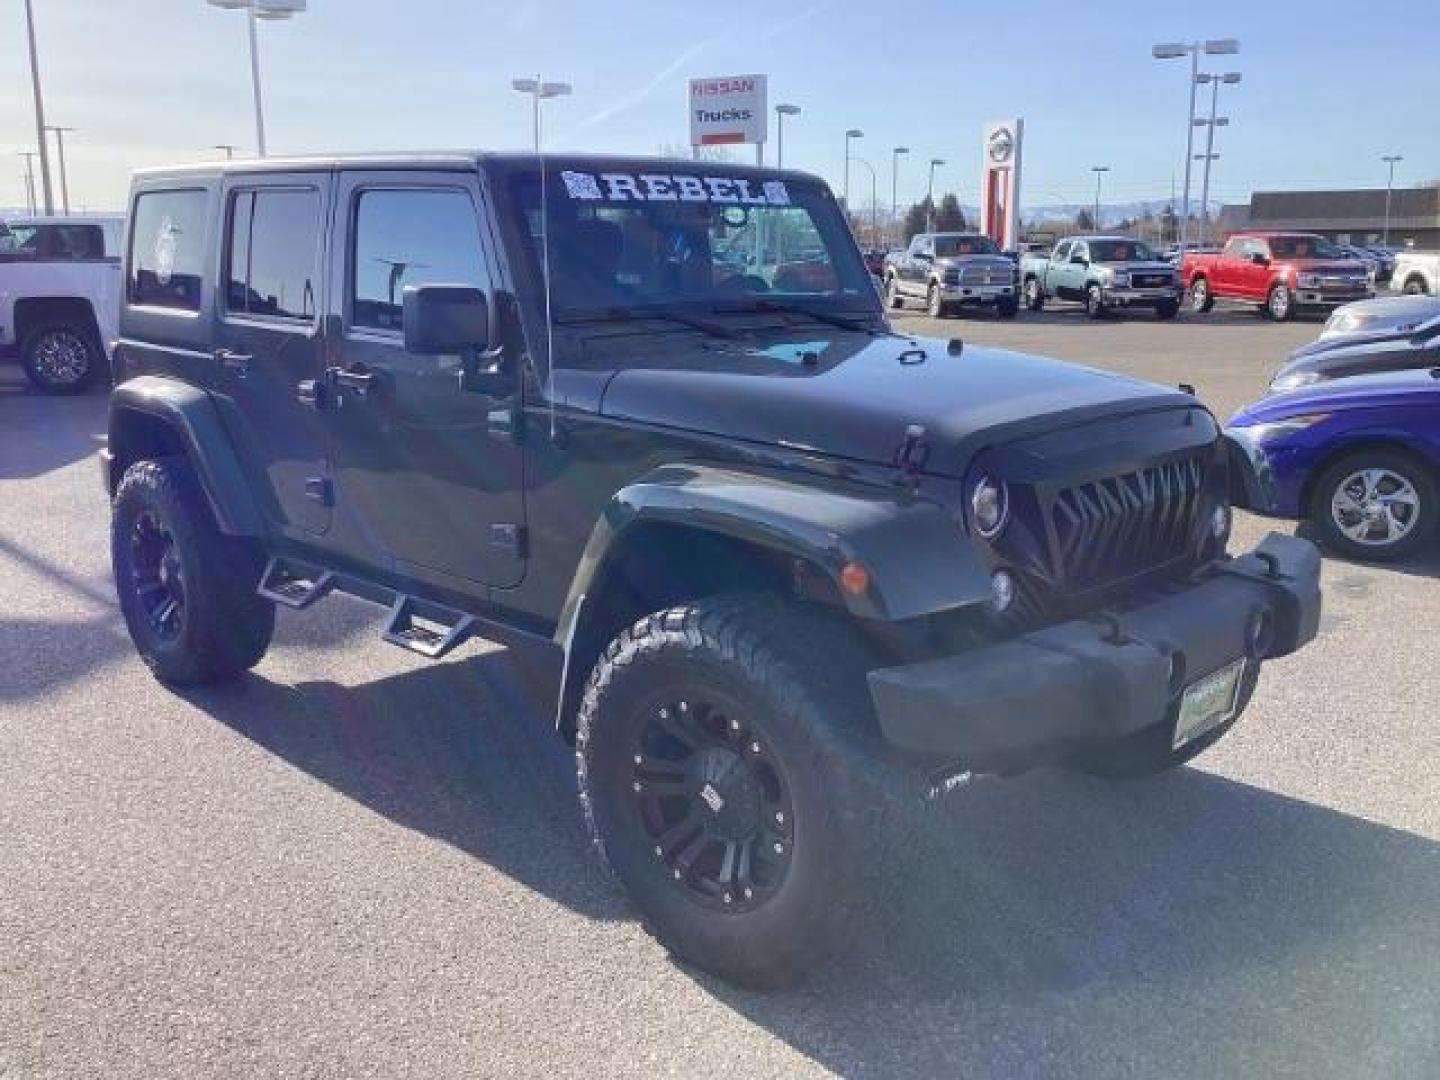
top-left (490, 523), bottom-right (528, 559)
top-left (304, 477), bottom-right (334, 506)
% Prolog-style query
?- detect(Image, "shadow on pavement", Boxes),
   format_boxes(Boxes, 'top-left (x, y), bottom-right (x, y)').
top-left (0, 373), bottom-right (108, 480)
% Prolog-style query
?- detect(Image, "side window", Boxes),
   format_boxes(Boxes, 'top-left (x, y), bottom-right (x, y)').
top-left (46, 223), bottom-right (105, 259)
top-left (226, 187), bottom-right (322, 321)
top-left (1072, 242), bottom-right (1088, 263)
top-left (350, 188), bottom-right (486, 333)
top-left (128, 189), bottom-right (208, 311)
top-left (1223, 237), bottom-right (1246, 259)
top-left (1052, 241), bottom-right (1070, 261)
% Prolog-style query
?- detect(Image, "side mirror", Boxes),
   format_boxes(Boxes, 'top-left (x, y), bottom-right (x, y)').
top-left (402, 285), bottom-right (512, 395)
top-left (1249, 252), bottom-right (1270, 266)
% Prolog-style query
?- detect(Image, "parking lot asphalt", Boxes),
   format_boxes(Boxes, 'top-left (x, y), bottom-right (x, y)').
top-left (2, 310), bottom-right (1438, 1080)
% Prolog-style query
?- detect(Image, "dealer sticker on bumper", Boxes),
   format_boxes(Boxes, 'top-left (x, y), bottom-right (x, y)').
top-left (1173, 659), bottom-right (1247, 749)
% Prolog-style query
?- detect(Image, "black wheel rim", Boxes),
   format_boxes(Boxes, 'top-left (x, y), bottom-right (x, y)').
top-left (129, 511), bottom-right (186, 641)
top-left (629, 693), bottom-right (792, 913)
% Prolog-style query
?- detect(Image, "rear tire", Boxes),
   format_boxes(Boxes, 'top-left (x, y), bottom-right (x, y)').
top-left (1309, 448), bottom-right (1437, 562)
top-left (111, 457), bottom-right (274, 684)
top-left (1189, 277), bottom-right (1214, 313)
top-left (20, 320), bottom-right (103, 395)
top-left (1402, 276), bottom-right (1428, 296)
top-left (576, 595), bottom-right (923, 988)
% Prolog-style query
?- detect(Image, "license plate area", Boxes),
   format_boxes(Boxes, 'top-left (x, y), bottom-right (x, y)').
top-left (1173, 659), bottom-right (1247, 749)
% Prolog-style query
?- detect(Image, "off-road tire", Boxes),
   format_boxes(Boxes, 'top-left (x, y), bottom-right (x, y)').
top-left (1067, 663), bottom-right (1261, 779)
top-left (1267, 283), bottom-right (1295, 321)
top-left (575, 595), bottom-right (926, 988)
top-left (1189, 276), bottom-right (1214, 313)
top-left (927, 283), bottom-right (950, 319)
top-left (996, 295), bottom-right (1020, 319)
top-left (885, 275), bottom-right (904, 309)
top-left (111, 457), bottom-right (274, 684)
top-left (20, 320), bottom-right (103, 395)
top-left (1309, 448), bottom-right (1437, 562)
top-left (1155, 299), bottom-right (1180, 320)
top-left (1085, 284), bottom-right (1106, 320)
top-left (1023, 277), bottom-right (1045, 312)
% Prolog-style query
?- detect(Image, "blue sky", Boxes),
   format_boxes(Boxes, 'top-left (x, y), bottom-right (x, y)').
top-left (3, 0), bottom-right (1436, 214)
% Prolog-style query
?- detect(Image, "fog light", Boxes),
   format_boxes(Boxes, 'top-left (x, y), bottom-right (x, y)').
top-left (972, 476), bottom-right (1009, 538)
top-left (991, 570), bottom-right (1016, 612)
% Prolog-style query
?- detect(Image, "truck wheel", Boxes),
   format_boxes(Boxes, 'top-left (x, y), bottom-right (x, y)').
top-left (1266, 283), bottom-right (1295, 321)
top-left (1023, 277), bottom-right (1044, 312)
top-left (996, 295), bottom-right (1020, 319)
top-left (884, 275), bottom-right (904, 309)
top-left (1066, 663), bottom-right (1260, 779)
top-left (1402, 276), bottom-right (1428, 295)
top-left (1189, 277), bottom-right (1214, 313)
top-left (926, 283), bottom-right (950, 318)
top-left (575, 595), bottom-right (923, 988)
top-left (111, 457), bottom-right (274, 684)
top-left (1155, 299), bottom-right (1180, 320)
top-left (1310, 448), bottom-right (1437, 561)
top-left (20, 321), bottom-right (102, 395)
top-left (1084, 284), bottom-right (1106, 320)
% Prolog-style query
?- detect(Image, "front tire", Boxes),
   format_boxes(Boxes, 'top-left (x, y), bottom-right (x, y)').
top-left (1189, 277), bottom-right (1214, 313)
top-left (1267, 283), bottom-right (1295, 321)
top-left (1402, 276), bottom-right (1428, 296)
top-left (1085, 284), bottom-right (1106, 320)
top-left (111, 457), bottom-right (274, 684)
top-left (576, 596), bottom-right (920, 988)
top-left (884, 275), bottom-right (904, 309)
top-left (1310, 449), bottom-right (1437, 561)
top-left (20, 321), bottom-right (103, 395)
top-left (927, 283), bottom-right (950, 319)
top-left (1023, 277), bottom-right (1045, 312)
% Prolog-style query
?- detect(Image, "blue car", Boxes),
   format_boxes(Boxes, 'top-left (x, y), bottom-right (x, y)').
top-left (1227, 368), bottom-right (1440, 560)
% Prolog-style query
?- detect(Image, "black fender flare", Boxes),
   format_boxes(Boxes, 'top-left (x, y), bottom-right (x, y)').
top-left (106, 375), bottom-right (265, 536)
top-left (552, 463), bottom-right (993, 730)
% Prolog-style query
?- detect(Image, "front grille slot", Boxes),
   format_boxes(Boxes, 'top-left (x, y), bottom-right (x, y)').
top-left (1050, 456), bottom-right (1205, 590)
top-left (1131, 273), bottom-right (1172, 288)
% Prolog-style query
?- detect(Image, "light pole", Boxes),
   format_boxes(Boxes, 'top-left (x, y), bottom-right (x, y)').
top-left (1193, 71), bottom-right (1240, 245)
top-left (843, 129), bottom-right (863, 219)
top-left (45, 126), bottom-right (75, 215)
top-left (1382, 154), bottom-right (1403, 245)
top-left (890, 146), bottom-right (909, 248)
top-left (926, 158), bottom-right (944, 233)
top-left (1091, 166), bottom-right (1110, 229)
top-left (512, 77), bottom-right (572, 152)
top-left (206, 0), bottom-right (306, 158)
top-left (213, 144), bottom-right (240, 159)
top-left (18, 153), bottom-right (37, 215)
top-left (22, 0), bottom-right (55, 213)
top-left (774, 104), bottom-right (800, 169)
top-left (1153, 38), bottom-right (1238, 253)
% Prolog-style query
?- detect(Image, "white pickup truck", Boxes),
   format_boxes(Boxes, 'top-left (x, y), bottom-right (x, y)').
top-left (0, 214), bottom-right (123, 393)
top-left (1392, 250), bottom-right (1439, 297)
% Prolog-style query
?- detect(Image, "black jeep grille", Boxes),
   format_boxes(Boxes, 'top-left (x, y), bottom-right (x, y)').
top-left (1049, 455), bottom-right (1205, 590)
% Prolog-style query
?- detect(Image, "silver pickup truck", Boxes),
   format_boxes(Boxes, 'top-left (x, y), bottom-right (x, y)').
top-left (1020, 235), bottom-right (1181, 320)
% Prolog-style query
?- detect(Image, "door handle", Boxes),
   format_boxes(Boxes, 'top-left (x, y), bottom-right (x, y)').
top-left (215, 348), bottom-right (252, 377)
top-left (327, 364), bottom-right (378, 398)
top-left (296, 379), bottom-right (330, 411)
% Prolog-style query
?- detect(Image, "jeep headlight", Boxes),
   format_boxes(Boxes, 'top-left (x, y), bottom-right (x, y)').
top-left (1299, 272), bottom-right (1322, 288)
top-left (971, 475), bottom-right (1009, 538)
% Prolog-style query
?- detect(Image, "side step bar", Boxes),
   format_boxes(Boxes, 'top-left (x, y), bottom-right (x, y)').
top-left (382, 596), bottom-right (476, 660)
top-left (258, 557), bottom-right (335, 610)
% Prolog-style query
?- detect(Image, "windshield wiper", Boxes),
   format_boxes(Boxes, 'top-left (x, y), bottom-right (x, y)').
top-left (554, 306), bottom-right (738, 339)
top-left (712, 298), bottom-right (881, 333)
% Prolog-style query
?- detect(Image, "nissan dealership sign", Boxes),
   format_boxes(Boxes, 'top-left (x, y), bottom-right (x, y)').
top-left (688, 75), bottom-right (768, 147)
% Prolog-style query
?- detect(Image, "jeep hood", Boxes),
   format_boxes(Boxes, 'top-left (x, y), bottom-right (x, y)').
top-left (592, 332), bottom-right (1191, 476)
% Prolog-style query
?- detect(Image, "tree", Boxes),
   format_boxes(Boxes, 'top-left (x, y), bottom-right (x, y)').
top-left (1160, 204), bottom-right (1179, 244)
top-left (902, 198), bottom-right (933, 243)
top-left (1073, 208), bottom-right (1096, 232)
top-left (935, 194), bottom-right (967, 232)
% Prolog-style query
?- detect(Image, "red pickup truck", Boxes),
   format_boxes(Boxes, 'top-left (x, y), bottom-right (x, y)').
top-left (1182, 231), bottom-right (1373, 321)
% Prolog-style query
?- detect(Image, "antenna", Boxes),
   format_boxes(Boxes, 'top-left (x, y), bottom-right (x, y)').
top-left (540, 152), bottom-right (557, 440)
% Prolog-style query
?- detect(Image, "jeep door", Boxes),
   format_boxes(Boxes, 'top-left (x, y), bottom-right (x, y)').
top-left (211, 173), bottom-right (333, 536)
top-left (325, 170), bottom-right (525, 589)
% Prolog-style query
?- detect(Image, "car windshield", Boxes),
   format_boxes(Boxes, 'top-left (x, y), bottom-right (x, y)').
top-left (933, 235), bottom-right (998, 256)
top-left (506, 165), bottom-right (877, 320)
top-left (1269, 235), bottom-right (1342, 259)
top-left (1087, 239), bottom-right (1157, 262)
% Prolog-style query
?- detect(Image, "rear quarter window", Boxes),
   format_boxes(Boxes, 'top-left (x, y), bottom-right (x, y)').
top-left (128, 190), bottom-right (208, 311)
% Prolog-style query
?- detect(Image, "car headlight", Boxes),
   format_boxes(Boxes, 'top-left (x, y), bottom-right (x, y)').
top-left (1268, 369), bottom-right (1325, 392)
top-left (1097, 267), bottom-right (1114, 285)
top-left (1233, 413), bottom-right (1332, 442)
top-left (1299, 273), bottom-right (1322, 288)
top-left (971, 475), bottom-right (1009, 538)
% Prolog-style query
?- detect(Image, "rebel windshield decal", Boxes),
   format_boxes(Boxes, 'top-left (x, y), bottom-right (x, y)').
top-left (561, 170), bottom-right (790, 206)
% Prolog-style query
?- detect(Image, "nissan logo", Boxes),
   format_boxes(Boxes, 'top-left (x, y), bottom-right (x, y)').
top-left (988, 127), bottom-right (1014, 163)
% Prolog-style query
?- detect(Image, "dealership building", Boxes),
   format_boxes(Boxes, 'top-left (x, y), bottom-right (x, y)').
top-left (1219, 184), bottom-right (1440, 249)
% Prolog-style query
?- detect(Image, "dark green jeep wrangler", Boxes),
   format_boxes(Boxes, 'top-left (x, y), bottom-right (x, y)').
top-left (103, 153), bottom-right (1321, 986)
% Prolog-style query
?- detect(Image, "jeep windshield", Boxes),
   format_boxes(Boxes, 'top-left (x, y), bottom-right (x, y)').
top-left (1088, 239), bottom-right (1158, 262)
top-left (504, 165), bottom-right (878, 326)
top-left (933, 235), bottom-right (998, 257)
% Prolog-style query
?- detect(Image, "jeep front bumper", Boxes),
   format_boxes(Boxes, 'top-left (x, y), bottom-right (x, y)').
top-left (867, 533), bottom-right (1321, 763)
